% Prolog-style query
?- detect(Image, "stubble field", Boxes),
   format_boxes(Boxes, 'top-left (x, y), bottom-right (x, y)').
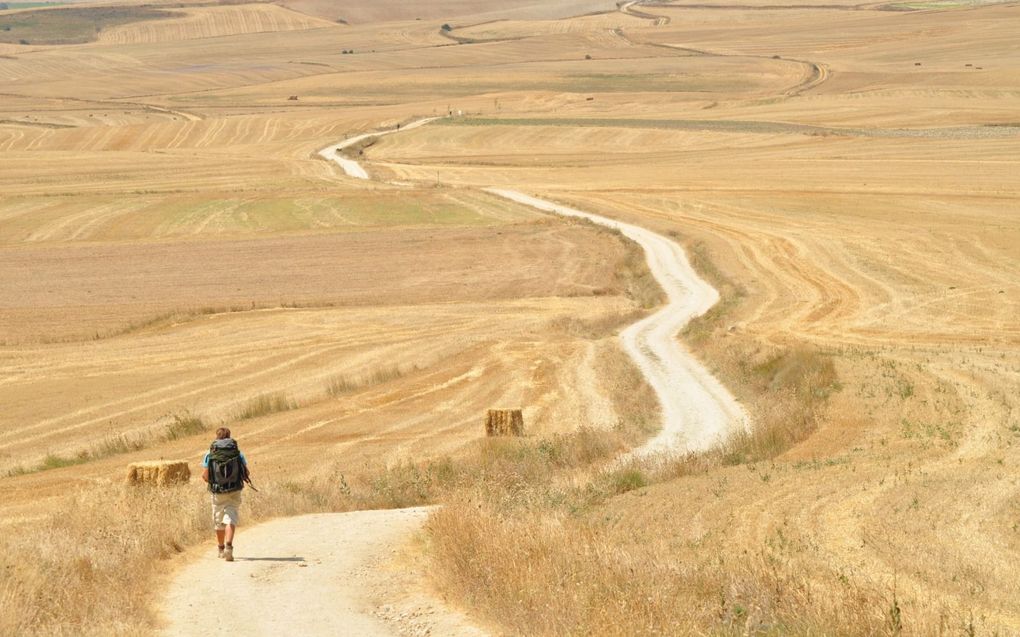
top-left (1, 0), bottom-right (1019, 634)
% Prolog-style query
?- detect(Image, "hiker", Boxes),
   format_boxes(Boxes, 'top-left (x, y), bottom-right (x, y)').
top-left (201, 427), bottom-right (249, 562)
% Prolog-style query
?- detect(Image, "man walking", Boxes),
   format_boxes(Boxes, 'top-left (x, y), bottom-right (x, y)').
top-left (201, 427), bottom-right (249, 562)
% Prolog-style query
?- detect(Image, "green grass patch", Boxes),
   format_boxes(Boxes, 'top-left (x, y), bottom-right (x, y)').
top-left (1, 2), bottom-right (70, 9)
top-left (39, 452), bottom-right (83, 471)
top-left (883, 0), bottom-right (1009, 9)
top-left (0, 5), bottom-right (180, 45)
top-left (443, 116), bottom-right (842, 137)
top-left (144, 195), bottom-right (496, 234)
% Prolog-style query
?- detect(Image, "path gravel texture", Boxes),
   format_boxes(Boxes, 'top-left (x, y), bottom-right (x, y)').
top-left (160, 508), bottom-right (484, 637)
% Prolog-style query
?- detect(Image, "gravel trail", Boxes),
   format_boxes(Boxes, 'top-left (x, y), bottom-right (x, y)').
top-left (160, 119), bottom-right (747, 635)
top-left (485, 188), bottom-right (748, 456)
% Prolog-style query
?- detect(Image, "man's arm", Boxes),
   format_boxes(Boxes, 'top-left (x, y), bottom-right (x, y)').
top-left (202, 468), bottom-right (209, 483)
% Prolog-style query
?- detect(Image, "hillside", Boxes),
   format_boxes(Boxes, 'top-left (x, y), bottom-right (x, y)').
top-left (1, 0), bottom-right (1018, 633)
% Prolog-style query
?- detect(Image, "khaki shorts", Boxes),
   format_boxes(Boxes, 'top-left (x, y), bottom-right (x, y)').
top-left (211, 490), bottom-right (242, 530)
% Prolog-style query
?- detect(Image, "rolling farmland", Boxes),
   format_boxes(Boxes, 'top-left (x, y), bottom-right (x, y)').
top-left (1, 0), bottom-right (1019, 633)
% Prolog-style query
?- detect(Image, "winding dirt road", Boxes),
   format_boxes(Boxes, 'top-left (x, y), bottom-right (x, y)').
top-left (317, 118), bottom-right (438, 180)
top-left (160, 120), bottom-right (747, 635)
top-left (485, 189), bottom-right (748, 456)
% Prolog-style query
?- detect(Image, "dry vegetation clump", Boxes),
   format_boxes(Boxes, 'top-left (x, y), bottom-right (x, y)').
top-left (4, 412), bottom-right (207, 478)
top-left (420, 240), bottom-right (938, 635)
top-left (0, 484), bottom-right (208, 636)
top-left (337, 135), bottom-right (378, 158)
top-left (0, 396), bottom-right (633, 635)
top-left (325, 364), bottom-right (417, 397)
top-left (581, 219), bottom-right (665, 310)
top-left (423, 339), bottom-right (868, 635)
top-left (427, 501), bottom-right (895, 636)
top-left (235, 392), bottom-right (296, 421)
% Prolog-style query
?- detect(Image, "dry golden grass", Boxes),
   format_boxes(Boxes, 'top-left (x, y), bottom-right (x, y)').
top-left (2, 0), bottom-right (1019, 633)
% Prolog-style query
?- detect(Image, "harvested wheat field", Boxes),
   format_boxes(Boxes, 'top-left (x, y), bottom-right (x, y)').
top-left (1, 0), bottom-right (1018, 633)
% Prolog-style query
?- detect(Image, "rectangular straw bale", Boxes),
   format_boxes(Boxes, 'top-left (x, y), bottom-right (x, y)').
top-left (126, 460), bottom-right (190, 486)
top-left (485, 409), bottom-right (524, 437)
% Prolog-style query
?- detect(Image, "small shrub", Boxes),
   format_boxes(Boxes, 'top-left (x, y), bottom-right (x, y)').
top-left (610, 467), bottom-right (647, 494)
top-left (40, 453), bottom-right (79, 471)
top-left (326, 365), bottom-right (414, 397)
top-left (236, 392), bottom-right (295, 420)
top-left (164, 411), bottom-right (207, 441)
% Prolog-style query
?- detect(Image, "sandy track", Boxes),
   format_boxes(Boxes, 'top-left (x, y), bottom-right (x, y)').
top-left (160, 508), bottom-right (483, 637)
top-left (486, 189), bottom-right (748, 455)
top-left (162, 121), bottom-right (746, 633)
top-left (317, 118), bottom-right (438, 180)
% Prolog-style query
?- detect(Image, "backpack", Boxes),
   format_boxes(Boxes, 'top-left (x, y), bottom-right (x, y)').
top-left (207, 438), bottom-right (246, 493)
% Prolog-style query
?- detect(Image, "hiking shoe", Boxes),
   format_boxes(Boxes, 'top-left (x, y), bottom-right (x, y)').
top-left (217, 546), bottom-right (225, 559)
top-left (223, 545), bottom-right (233, 562)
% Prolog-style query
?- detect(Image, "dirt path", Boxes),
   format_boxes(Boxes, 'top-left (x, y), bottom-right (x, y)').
top-left (160, 508), bottom-right (484, 637)
top-left (485, 189), bottom-right (748, 456)
top-left (161, 120), bottom-right (747, 634)
top-left (317, 118), bottom-right (438, 180)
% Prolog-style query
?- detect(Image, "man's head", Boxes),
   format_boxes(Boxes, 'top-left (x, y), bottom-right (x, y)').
top-left (216, 427), bottom-right (231, 440)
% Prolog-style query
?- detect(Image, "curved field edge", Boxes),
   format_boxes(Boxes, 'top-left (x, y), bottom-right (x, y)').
top-left (0, 6), bottom-right (183, 45)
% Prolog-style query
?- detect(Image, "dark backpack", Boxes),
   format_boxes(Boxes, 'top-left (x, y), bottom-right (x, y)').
top-left (208, 438), bottom-right (246, 493)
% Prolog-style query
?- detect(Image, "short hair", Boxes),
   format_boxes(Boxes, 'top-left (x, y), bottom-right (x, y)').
top-left (215, 427), bottom-right (231, 440)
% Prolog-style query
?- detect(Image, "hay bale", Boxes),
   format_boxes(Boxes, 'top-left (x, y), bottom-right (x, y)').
top-left (485, 409), bottom-right (524, 437)
top-left (126, 460), bottom-right (190, 486)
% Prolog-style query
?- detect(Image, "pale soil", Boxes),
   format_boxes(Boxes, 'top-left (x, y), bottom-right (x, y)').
top-left (160, 509), bottom-right (484, 637)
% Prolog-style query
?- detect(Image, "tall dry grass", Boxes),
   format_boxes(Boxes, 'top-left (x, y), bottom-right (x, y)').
top-left (427, 501), bottom-right (894, 636)
top-left (0, 484), bottom-right (208, 636)
top-left (0, 424), bottom-right (635, 635)
top-left (4, 412), bottom-right (208, 478)
top-left (420, 234), bottom-right (955, 635)
top-left (422, 337), bottom-right (888, 636)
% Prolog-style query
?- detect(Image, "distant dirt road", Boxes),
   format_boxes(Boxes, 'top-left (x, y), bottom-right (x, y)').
top-left (317, 118), bottom-right (438, 180)
top-left (160, 508), bottom-right (484, 637)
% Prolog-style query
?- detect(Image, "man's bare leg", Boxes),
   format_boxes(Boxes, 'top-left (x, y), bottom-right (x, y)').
top-left (223, 524), bottom-right (236, 561)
